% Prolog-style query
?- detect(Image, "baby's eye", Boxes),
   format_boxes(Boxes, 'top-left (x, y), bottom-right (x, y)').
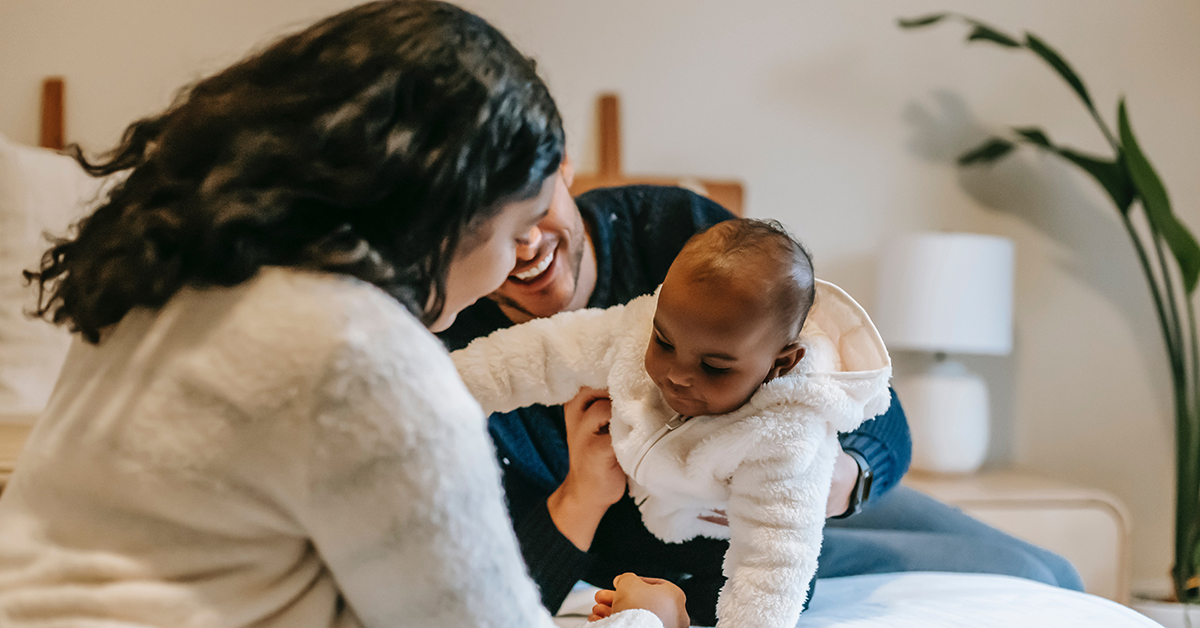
top-left (654, 336), bottom-right (674, 351)
top-left (701, 363), bottom-right (730, 375)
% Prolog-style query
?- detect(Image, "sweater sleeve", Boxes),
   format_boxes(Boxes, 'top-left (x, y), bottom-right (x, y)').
top-left (512, 498), bottom-right (595, 612)
top-left (716, 427), bottom-right (832, 628)
top-left (837, 387), bottom-right (912, 499)
top-left (487, 405), bottom-right (595, 613)
top-left (451, 302), bottom-right (631, 414)
top-left (287, 296), bottom-right (659, 628)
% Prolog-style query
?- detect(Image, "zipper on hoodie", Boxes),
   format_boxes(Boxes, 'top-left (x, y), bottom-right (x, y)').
top-left (630, 413), bottom-right (689, 483)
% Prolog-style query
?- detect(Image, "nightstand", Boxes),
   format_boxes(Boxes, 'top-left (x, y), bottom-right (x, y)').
top-left (904, 469), bottom-right (1131, 603)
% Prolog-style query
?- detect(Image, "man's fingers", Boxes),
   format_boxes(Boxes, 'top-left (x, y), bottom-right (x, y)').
top-left (572, 386), bottom-right (609, 408)
top-left (582, 396), bottom-right (613, 417)
top-left (577, 387), bottom-right (611, 411)
top-left (564, 388), bottom-right (612, 429)
top-left (578, 386), bottom-right (609, 400)
top-left (582, 399), bottom-right (614, 432)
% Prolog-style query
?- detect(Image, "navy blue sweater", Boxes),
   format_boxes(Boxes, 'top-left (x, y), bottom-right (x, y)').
top-left (441, 186), bottom-right (911, 623)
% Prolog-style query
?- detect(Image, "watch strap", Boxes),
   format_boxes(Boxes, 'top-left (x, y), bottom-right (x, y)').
top-left (830, 447), bottom-right (873, 519)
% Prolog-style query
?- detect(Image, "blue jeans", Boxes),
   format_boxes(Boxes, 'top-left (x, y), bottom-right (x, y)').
top-left (816, 486), bottom-right (1085, 591)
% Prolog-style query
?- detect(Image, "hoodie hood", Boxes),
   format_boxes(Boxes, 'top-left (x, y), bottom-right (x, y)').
top-left (742, 279), bottom-right (892, 433)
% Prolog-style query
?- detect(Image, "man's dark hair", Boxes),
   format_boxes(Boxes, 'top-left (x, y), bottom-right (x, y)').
top-left (682, 217), bottom-right (816, 341)
top-left (27, 0), bottom-right (564, 342)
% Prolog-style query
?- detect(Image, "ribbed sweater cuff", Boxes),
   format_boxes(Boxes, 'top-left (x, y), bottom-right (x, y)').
top-left (840, 431), bottom-right (900, 498)
top-left (514, 499), bottom-right (594, 614)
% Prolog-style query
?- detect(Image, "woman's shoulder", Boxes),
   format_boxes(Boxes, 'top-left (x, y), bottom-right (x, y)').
top-left (234, 267), bottom-right (429, 350)
top-left (169, 268), bottom-right (451, 417)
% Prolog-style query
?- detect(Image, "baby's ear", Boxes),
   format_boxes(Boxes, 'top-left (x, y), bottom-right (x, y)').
top-left (766, 343), bottom-right (805, 382)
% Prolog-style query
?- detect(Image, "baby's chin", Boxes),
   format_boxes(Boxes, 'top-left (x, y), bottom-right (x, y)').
top-left (659, 386), bottom-right (753, 418)
top-left (662, 391), bottom-right (735, 418)
top-left (659, 389), bottom-right (706, 418)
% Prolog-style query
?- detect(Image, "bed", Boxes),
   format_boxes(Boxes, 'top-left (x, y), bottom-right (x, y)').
top-left (555, 573), bottom-right (1160, 627)
top-left (0, 79), bottom-right (99, 418)
top-left (0, 81), bottom-right (1165, 628)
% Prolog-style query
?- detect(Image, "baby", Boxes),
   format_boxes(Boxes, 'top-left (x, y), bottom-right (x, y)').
top-left (452, 218), bottom-right (891, 628)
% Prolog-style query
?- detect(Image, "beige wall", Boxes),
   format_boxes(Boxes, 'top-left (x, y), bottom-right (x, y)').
top-left (2, 0), bottom-right (1198, 592)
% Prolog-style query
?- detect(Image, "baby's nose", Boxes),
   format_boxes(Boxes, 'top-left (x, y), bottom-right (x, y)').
top-left (666, 370), bottom-right (692, 387)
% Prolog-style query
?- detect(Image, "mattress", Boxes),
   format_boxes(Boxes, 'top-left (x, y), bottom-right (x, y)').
top-left (553, 572), bottom-right (1160, 627)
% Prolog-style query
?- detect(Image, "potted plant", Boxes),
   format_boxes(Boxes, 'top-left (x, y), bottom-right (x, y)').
top-left (900, 13), bottom-right (1200, 623)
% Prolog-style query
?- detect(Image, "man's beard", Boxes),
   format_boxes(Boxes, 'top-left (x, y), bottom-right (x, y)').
top-left (489, 227), bottom-right (586, 321)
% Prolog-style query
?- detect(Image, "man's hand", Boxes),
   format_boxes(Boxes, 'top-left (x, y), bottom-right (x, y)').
top-left (547, 387), bottom-right (626, 550)
top-left (827, 443), bottom-right (858, 518)
top-left (590, 573), bottom-right (689, 628)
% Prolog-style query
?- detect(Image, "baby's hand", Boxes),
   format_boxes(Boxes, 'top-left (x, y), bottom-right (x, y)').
top-left (589, 587), bottom-right (614, 622)
top-left (589, 573), bottom-right (689, 628)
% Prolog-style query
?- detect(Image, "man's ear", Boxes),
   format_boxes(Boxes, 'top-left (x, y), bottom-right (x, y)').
top-left (766, 344), bottom-right (805, 382)
top-left (561, 150), bottom-right (575, 188)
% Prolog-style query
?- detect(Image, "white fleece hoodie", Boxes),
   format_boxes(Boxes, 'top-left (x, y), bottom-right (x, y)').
top-left (452, 280), bottom-right (892, 628)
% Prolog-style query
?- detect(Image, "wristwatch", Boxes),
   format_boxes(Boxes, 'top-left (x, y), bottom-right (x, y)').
top-left (830, 448), bottom-right (873, 519)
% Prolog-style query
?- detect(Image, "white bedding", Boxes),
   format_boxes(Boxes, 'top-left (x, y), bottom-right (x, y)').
top-left (554, 572), bottom-right (1160, 628)
top-left (0, 136), bottom-right (103, 413)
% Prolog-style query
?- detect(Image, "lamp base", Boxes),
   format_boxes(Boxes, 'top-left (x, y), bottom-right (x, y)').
top-left (895, 358), bottom-right (989, 475)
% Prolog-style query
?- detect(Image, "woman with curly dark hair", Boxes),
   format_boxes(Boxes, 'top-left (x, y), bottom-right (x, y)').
top-left (0, 3), bottom-right (685, 627)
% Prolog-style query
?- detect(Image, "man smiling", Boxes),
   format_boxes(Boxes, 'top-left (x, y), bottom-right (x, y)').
top-left (440, 155), bottom-right (1082, 625)
top-left (486, 158), bottom-right (596, 324)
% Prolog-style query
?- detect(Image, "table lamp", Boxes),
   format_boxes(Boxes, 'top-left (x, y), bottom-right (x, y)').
top-left (875, 232), bottom-right (1015, 474)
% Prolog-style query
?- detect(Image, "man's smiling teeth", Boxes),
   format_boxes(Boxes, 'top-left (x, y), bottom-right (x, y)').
top-left (514, 249), bottom-right (554, 280)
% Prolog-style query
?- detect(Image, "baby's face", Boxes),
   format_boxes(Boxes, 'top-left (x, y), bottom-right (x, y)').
top-left (643, 271), bottom-right (799, 417)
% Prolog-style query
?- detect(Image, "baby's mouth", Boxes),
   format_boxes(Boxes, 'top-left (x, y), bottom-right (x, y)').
top-left (663, 388), bottom-right (699, 412)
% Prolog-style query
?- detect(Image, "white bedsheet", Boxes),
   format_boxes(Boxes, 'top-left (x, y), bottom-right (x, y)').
top-left (554, 572), bottom-right (1161, 627)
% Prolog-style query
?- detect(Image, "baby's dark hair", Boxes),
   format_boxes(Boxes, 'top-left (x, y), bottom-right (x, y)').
top-left (26, 0), bottom-right (563, 343)
top-left (680, 218), bottom-right (816, 342)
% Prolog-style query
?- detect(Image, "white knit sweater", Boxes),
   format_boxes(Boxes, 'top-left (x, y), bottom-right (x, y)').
top-left (0, 268), bottom-right (661, 628)
top-left (452, 280), bottom-right (892, 628)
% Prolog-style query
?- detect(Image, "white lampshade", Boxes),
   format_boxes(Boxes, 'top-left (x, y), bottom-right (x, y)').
top-left (875, 232), bottom-right (1015, 356)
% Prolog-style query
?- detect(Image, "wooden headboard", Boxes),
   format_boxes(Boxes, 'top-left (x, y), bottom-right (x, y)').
top-left (35, 83), bottom-right (744, 215)
top-left (569, 94), bottom-right (744, 216)
top-left (39, 77), bottom-right (65, 150)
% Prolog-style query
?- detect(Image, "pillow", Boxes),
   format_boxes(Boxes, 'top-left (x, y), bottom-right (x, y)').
top-left (0, 136), bottom-right (105, 414)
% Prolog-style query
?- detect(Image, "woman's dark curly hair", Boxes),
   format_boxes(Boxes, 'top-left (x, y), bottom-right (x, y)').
top-left (26, 0), bottom-right (563, 343)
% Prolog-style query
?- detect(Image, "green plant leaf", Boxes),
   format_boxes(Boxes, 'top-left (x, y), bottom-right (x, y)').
top-left (1009, 126), bottom-right (1134, 212)
top-left (1056, 148), bottom-right (1135, 215)
top-left (1119, 99), bottom-right (1200, 293)
top-left (1024, 33), bottom-right (1094, 111)
top-left (958, 138), bottom-right (1016, 165)
top-left (966, 23), bottom-right (1022, 48)
top-left (898, 13), bottom-right (949, 28)
top-left (1014, 126), bottom-right (1053, 148)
